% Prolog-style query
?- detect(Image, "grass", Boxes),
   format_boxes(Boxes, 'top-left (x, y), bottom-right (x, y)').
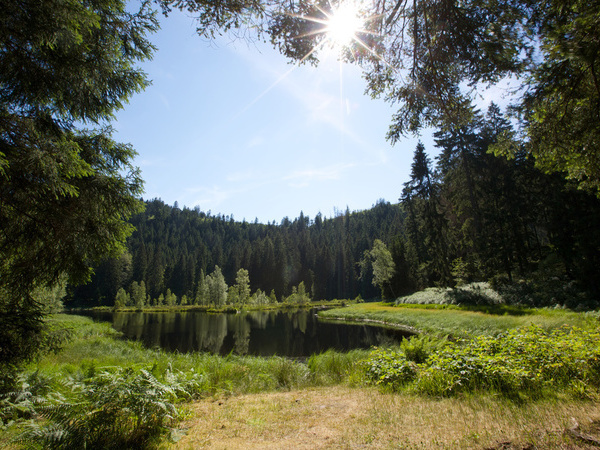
top-left (23, 315), bottom-right (368, 397)
top-left (318, 301), bottom-right (595, 338)
top-left (174, 385), bottom-right (600, 449)
top-left (1, 314), bottom-right (368, 449)
top-left (4, 302), bottom-right (600, 449)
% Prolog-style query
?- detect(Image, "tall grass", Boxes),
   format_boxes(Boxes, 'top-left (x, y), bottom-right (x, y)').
top-left (1, 314), bottom-right (371, 448)
top-left (6, 307), bottom-right (599, 448)
top-left (36, 315), bottom-right (369, 395)
top-left (307, 349), bottom-right (368, 385)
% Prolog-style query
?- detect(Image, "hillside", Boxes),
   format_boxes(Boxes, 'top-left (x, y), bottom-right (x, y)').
top-left (69, 199), bottom-right (406, 306)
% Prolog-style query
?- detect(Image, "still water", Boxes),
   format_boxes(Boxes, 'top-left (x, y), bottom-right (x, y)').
top-left (80, 309), bottom-right (412, 357)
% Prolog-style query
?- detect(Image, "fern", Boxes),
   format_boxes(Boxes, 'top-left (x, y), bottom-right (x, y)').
top-left (1, 371), bottom-right (58, 424)
top-left (17, 367), bottom-right (188, 449)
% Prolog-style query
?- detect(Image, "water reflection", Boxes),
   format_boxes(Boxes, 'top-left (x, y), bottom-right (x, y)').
top-left (81, 309), bottom-right (412, 357)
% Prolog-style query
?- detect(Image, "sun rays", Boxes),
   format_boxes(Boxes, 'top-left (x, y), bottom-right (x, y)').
top-left (285, 0), bottom-right (388, 65)
top-left (323, 2), bottom-right (365, 48)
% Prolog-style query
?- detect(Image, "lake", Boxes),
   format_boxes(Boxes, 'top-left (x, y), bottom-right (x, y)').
top-left (79, 309), bottom-right (412, 357)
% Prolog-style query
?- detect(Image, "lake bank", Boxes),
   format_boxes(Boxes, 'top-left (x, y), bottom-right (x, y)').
top-left (4, 306), bottom-right (600, 449)
top-left (68, 298), bottom-right (350, 314)
top-left (318, 301), bottom-right (596, 338)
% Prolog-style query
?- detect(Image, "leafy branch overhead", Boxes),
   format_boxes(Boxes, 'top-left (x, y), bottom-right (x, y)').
top-left (163, 0), bottom-right (600, 195)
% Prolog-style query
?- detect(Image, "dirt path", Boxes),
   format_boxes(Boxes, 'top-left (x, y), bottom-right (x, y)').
top-left (172, 386), bottom-right (600, 449)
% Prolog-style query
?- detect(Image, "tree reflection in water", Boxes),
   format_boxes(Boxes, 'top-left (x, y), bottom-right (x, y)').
top-left (82, 309), bottom-right (412, 357)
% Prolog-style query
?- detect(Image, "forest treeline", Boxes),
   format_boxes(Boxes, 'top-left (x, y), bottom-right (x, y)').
top-left (69, 105), bottom-right (600, 308)
top-left (69, 198), bottom-right (403, 307)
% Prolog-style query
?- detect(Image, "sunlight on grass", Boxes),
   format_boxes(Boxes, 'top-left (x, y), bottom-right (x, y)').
top-left (318, 302), bottom-right (593, 338)
top-left (5, 311), bottom-right (600, 449)
top-left (174, 386), bottom-right (600, 449)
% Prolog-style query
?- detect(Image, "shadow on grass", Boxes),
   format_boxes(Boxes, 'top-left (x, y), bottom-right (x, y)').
top-left (453, 304), bottom-right (534, 316)
top-left (444, 289), bottom-right (534, 316)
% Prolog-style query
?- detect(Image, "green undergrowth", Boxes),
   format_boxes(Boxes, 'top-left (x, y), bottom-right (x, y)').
top-left (364, 324), bottom-right (600, 400)
top-left (1, 314), bottom-right (366, 449)
top-left (3, 304), bottom-right (600, 448)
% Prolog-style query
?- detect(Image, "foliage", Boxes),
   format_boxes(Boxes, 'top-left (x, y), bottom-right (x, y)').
top-left (396, 282), bottom-right (503, 307)
top-left (73, 199), bottom-right (405, 307)
top-left (114, 288), bottom-right (130, 310)
top-left (365, 324), bottom-right (600, 399)
top-left (284, 281), bottom-right (311, 305)
top-left (1, 371), bottom-right (56, 425)
top-left (267, 0), bottom-right (600, 196)
top-left (401, 142), bottom-right (452, 287)
top-left (399, 334), bottom-right (448, 365)
top-left (234, 268), bottom-right (251, 305)
top-left (249, 289), bottom-right (273, 306)
top-left (0, 0), bottom-right (156, 390)
top-left (360, 239), bottom-right (396, 299)
top-left (494, 0), bottom-right (600, 195)
top-left (364, 348), bottom-right (418, 389)
top-left (17, 368), bottom-right (184, 449)
top-left (0, 0), bottom-right (154, 291)
top-left (397, 105), bottom-right (600, 299)
top-left (31, 277), bottom-right (67, 314)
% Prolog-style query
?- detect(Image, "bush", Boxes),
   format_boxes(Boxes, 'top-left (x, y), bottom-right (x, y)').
top-left (399, 334), bottom-right (448, 364)
top-left (395, 283), bottom-right (503, 306)
top-left (364, 348), bottom-right (418, 390)
top-left (365, 324), bottom-right (600, 398)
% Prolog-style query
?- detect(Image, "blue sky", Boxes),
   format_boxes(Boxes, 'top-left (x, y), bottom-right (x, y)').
top-left (114, 9), bottom-right (438, 223)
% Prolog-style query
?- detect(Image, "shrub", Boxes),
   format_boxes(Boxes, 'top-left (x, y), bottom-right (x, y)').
top-left (365, 324), bottom-right (600, 398)
top-left (400, 334), bottom-right (448, 364)
top-left (364, 348), bottom-right (418, 390)
top-left (395, 283), bottom-right (502, 306)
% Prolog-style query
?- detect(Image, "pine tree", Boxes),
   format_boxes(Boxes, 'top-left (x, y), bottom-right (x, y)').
top-left (0, 0), bottom-right (157, 388)
top-left (402, 143), bottom-right (452, 286)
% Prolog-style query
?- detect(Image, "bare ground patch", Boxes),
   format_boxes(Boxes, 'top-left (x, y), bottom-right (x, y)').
top-left (172, 386), bottom-right (600, 449)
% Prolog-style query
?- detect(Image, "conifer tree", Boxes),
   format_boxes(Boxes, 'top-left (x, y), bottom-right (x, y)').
top-left (0, 0), bottom-right (156, 387)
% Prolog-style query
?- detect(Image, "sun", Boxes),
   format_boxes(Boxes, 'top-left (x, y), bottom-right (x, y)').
top-left (284, 0), bottom-right (388, 65)
top-left (325, 3), bottom-right (363, 48)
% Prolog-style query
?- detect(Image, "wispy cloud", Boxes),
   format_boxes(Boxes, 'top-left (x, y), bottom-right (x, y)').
top-left (283, 163), bottom-right (356, 188)
top-left (246, 135), bottom-right (265, 149)
top-left (184, 185), bottom-right (232, 208)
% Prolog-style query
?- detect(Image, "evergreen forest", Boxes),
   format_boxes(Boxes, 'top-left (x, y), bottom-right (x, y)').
top-left (69, 104), bottom-right (600, 310)
top-left (4, 0), bottom-right (600, 447)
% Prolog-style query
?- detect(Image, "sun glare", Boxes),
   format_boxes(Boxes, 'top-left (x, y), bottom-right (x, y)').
top-left (285, 0), bottom-right (390, 67)
top-left (326, 4), bottom-right (363, 47)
